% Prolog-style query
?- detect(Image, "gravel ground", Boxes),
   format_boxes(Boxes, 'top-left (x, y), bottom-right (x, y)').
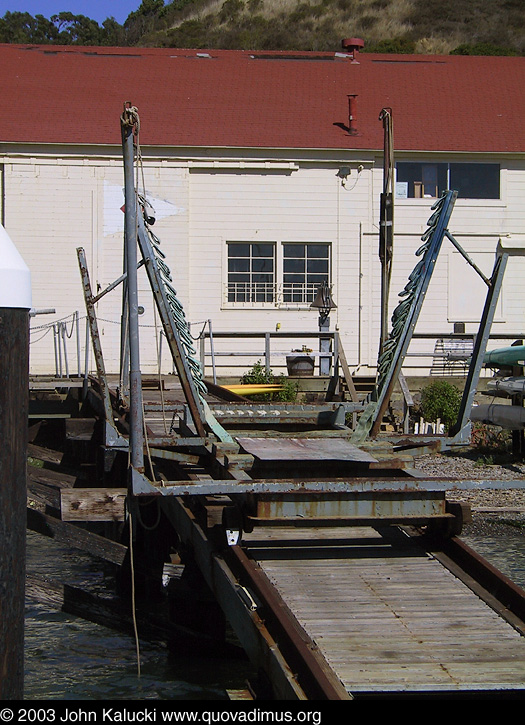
top-left (414, 449), bottom-right (525, 518)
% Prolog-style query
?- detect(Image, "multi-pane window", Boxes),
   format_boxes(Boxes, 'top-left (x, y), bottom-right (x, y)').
top-left (395, 162), bottom-right (500, 199)
top-left (227, 242), bottom-right (275, 302)
top-left (283, 243), bottom-right (330, 303)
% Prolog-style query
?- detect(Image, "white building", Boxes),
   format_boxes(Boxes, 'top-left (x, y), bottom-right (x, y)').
top-left (1, 42), bottom-right (524, 379)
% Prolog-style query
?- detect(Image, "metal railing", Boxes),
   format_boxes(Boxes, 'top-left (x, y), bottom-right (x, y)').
top-left (198, 329), bottom-right (337, 382)
top-left (226, 282), bottom-right (326, 306)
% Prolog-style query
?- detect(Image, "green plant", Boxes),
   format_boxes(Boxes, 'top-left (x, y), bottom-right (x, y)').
top-left (240, 360), bottom-right (298, 402)
top-left (474, 454), bottom-right (494, 466)
top-left (420, 380), bottom-right (462, 431)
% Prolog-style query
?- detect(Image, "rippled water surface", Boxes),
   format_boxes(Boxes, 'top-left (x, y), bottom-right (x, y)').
top-left (462, 519), bottom-right (525, 588)
top-left (24, 533), bottom-right (247, 701)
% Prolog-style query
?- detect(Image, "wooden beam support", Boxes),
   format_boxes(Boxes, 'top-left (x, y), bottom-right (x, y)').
top-left (27, 508), bottom-right (127, 566)
top-left (60, 488), bottom-right (127, 522)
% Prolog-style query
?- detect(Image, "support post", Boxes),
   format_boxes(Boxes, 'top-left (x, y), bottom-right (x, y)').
top-left (0, 225), bottom-right (31, 699)
top-left (379, 108), bottom-right (394, 353)
top-left (121, 103), bottom-right (144, 473)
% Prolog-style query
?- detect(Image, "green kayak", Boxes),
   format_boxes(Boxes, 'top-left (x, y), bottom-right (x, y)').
top-left (484, 345), bottom-right (525, 366)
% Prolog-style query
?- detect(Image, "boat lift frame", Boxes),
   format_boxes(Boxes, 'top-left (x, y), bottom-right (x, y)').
top-left (76, 105), bottom-right (524, 543)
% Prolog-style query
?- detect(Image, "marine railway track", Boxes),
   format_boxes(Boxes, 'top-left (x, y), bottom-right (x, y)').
top-left (26, 385), bottom-right (525, 701)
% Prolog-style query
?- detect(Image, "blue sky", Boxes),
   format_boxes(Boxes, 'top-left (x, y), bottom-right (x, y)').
top-left (0, 2), bottom-right (145, 24)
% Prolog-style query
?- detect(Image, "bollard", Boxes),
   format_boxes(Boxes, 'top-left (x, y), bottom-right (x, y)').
top-left (0, 224), bottom-right (31, 700)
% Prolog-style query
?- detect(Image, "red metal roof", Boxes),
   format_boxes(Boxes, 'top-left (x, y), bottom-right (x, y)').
top-left (1, 43), bottom-right (524, 153)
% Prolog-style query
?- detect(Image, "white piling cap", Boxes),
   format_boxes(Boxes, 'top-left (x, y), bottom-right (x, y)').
top-left (0, 225), bottom-right (32, 309)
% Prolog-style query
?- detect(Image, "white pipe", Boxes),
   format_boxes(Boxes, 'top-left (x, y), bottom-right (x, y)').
top-left (471, 403), bottom-right (525, 429)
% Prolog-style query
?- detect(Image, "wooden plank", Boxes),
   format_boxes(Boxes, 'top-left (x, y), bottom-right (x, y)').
top-left (60, 488), bottom-right (127, 522)
top-left (27, 465), bottom-right (77, 489)
top-left (27, 508), bottom-right (128, 566)
top-left (27, 481), bottom-right (61, 510)
top-left (27, 443), bottom-right (63, 466)
top-left (237, 437), bottom-right (378, 463)
top-left (337, 340), bottom-right (359, 403)
top-left (65, 418), bottom-right (96, 441)
top-left (249, 526), bottom-right (525, 694)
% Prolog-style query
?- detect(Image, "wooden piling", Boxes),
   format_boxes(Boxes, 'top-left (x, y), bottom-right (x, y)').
top-left (0, 308), bottom-right (29, 699)
top-left (0, 225), bottom-right (31, 700)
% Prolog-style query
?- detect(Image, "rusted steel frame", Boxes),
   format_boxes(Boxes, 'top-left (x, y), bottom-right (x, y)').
top-left (121, 107), bottom-right (145, 473)
top-left (228, 545), bottom-right (352, 700)
top-left (145, 436), bottom-right (207, 448)
top-left (405, 528), bottom-right (525, 634)
top-left (371, 191), bottom-right (457, 437)
top-left (246, 514), bottom-right (454, 528)
top-left (428, 535), bottom-right (525, 634)
top-left (130, 475), bottom-right (525, 497)
top-left (451, 252), bottom-right (508, 437)
top-left (161, 497), bottom-right (307, 700)
top-left (136, 215), bottom-right (207, 438)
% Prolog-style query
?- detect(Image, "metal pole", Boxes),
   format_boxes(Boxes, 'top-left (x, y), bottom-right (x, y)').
top-left (209, 319), bottom-right (217, 385)
top-left (61, 322), bottom-right (69, 378)
top-left (53, 323), bottom-right (59, 377)
top-left (83, 313), bottom-right (89, 399)
top-left (121, 103), bottom-right (144, 472)
top-left (56, 323), bottom-right (63, 377)
top-left (0, 224), bottom-right (31, 699)
top-left (75, 310), bottom-right (81, 378)
top-left (379, 108), bottom-right (394, 353)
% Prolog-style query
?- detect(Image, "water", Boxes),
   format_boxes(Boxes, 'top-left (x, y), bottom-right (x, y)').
top-left (24, 532), bottom-right (249, 701)
top-left (462, 518), bottom-right (525, 589)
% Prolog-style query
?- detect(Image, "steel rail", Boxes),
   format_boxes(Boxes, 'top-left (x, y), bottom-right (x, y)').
top-left (227, 544), bottom-right (352, 701)
top-left (407, 529), bottom-right (525, 635)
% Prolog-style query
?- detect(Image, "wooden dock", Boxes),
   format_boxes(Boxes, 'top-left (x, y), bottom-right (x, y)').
top-left (244, 526), bottom-right (525, 696)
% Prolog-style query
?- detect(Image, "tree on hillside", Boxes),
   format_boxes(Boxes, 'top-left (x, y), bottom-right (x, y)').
top-left (0, 11), bottom-right (58, 43)
top-left (124, 0), bottom-right (167, 44)
top-left (0, 9), bottom-right (125, 45)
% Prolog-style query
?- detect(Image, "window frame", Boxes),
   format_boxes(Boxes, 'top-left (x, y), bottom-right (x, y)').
top-left (282, 242), bottom-right (331, 305)
top-left (226, 241), bottom-right (276, 305)
top-left (223, 240), bottom-right (332, 309)
top-left (395, 161), bottom-right (501, 201)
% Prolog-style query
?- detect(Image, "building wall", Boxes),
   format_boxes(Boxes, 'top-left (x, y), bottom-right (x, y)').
top-left (2, 149), bottom-right (524, 379)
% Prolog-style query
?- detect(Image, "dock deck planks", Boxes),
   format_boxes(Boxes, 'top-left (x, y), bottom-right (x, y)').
top-left (244, 526), bottom-right (525, 694)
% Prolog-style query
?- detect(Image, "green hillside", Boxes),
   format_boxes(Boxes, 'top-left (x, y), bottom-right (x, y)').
top-left (1, 0), bottom-right (523, 54)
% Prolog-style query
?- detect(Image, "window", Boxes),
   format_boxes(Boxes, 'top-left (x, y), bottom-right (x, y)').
top-left (395, 162), bottom-right (500, 199)
top-left (227, 242), bottom-right (275, 302)
top-left (283, 243), bottom-right (330, 303)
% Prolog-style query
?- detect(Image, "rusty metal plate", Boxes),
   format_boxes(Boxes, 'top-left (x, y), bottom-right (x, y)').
top-left (236, 437), bottom-right (378, 463)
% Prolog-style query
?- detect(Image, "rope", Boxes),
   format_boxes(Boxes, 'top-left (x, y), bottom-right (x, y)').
top-left (127, 499), bottom-right (141, 680)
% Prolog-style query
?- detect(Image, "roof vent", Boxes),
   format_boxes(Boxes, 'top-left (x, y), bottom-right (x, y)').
top-left (341, 38), bottom-right (364, 60)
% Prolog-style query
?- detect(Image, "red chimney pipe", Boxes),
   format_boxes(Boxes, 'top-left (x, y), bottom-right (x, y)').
top-left (347, 94), bottom-right (358, 135)
top-left (342, 37), bottom-right (364, 59)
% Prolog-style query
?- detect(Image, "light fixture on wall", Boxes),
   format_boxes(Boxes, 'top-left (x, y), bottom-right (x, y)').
top-left (337, 165), bottom-right (363, 190)
top-left (310, 281), bottom-right (337, 324)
